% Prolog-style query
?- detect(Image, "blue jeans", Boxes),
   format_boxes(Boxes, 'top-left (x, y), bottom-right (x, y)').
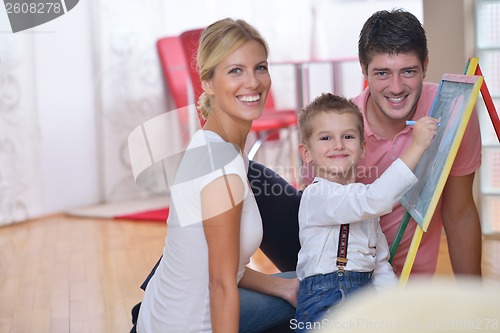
top-left (131, 271), bottom-right (296, 333)
top-left (294, 271), bottom-right (373, 333)
top-left (239, 271), bottom-right (297, 333)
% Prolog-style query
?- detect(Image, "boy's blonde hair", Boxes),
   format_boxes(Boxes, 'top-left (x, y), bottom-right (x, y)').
top-left (298, 93), bottom-right (365, 145)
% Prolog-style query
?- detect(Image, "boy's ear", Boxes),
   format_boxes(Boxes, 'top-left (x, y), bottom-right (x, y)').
top-left (202, 80), bottom-right (214, 95)
top-left (299, 143), bottom-right (312, 164)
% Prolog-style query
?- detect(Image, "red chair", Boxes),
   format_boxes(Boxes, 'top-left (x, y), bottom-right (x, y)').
top-left (156, 36), bottom-right (190, 108)
top-left (156, 36), bottom-right (202, 146)
top-left (179, 28), bottom-right (298, 160)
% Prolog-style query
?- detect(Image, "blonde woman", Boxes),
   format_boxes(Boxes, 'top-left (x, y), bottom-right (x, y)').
top-left (136, 18), bottom-right (298, 333)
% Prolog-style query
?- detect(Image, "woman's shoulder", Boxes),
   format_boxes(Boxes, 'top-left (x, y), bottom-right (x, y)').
top-left (188, 129), bottom-right (224, 147)
top-left (174, 130), bottom-right (244, 184)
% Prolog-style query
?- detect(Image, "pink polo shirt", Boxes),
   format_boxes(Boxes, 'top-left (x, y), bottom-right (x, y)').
top-left (352, 82), bottom-right (482, 275)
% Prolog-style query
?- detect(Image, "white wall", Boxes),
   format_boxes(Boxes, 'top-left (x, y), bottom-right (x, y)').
top-left (423, 0), bottom-right (475, 83)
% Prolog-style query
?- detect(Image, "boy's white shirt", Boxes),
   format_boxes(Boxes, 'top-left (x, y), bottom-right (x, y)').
top-left (296, 158), bottom-right (418, 289)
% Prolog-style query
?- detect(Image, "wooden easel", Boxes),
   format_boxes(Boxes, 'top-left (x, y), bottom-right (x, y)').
top-left (389, 66), bottom-right (492, 287)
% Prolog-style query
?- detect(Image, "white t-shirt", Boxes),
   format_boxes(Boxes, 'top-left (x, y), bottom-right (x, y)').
top-left (296, 158), bottom-right (417, 288)
top-left (137, 130), bottom-right (263, 332)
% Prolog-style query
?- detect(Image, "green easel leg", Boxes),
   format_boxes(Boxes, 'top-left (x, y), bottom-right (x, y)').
top-left (389, 211), bottom-right (411, 264)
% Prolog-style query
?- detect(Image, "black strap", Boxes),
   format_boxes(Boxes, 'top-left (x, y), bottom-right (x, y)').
top-left (336, 224), bottom-right (349, 272)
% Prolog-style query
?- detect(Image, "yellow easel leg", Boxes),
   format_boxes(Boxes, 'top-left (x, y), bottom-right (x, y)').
top-left (465, 57), bottom-right (479, 75)
top-left (399, 225), bottom-right (424, 288)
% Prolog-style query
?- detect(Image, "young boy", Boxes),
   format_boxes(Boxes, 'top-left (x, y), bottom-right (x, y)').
top-left (294, 93), bottom-right (438, 331)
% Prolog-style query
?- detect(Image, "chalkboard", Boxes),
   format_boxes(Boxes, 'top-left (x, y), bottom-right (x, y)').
top-left (400, 74), bottom-right (483, 231)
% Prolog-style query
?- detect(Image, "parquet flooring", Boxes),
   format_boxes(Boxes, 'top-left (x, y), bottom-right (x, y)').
top-left (0, 215), bottom-right (498, 332)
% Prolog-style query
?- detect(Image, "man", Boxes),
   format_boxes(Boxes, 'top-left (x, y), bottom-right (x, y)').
top-left (253, 8), bottom-right (482, 278)
top-left (352, 9), bottom-right (482, 276)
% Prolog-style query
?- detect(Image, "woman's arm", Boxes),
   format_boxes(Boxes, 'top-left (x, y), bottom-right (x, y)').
top-left (238, 267), bottom-right (299, 307)
top-left (202, 173), bottom-right (246, 333)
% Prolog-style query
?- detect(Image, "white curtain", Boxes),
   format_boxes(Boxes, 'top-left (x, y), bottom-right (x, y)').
top-left (0, 34), bottom-right (43, 225)
top-left (90, 0), bottom-right (169, 202)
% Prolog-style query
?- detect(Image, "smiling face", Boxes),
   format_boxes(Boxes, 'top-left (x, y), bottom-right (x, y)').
top-left (299, 111), bottom-right (365, 184)
top-left (363, 52), bottom-right (428, 122)
top-left (202, 40), bottom-right (271, 124)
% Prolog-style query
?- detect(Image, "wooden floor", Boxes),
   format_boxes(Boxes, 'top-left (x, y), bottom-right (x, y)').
top-left (0, 215), bottom-right (499, 333)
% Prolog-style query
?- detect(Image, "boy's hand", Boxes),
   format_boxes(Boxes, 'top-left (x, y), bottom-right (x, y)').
top-left (412, 116), bottom-right (440, 151)
top-left (400, 117), bottom-right (439, 170)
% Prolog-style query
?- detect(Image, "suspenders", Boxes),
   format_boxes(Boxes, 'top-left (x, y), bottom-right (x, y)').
top-left (336, 224), bottom-right (349, 273)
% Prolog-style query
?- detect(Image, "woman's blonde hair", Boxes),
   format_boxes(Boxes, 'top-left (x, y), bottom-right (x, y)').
top-left (196, 18), bottom-right (269, 119)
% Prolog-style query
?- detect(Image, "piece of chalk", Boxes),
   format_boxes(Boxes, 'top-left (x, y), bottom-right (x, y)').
top-left (406, 120), bottom-right (440, 126)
